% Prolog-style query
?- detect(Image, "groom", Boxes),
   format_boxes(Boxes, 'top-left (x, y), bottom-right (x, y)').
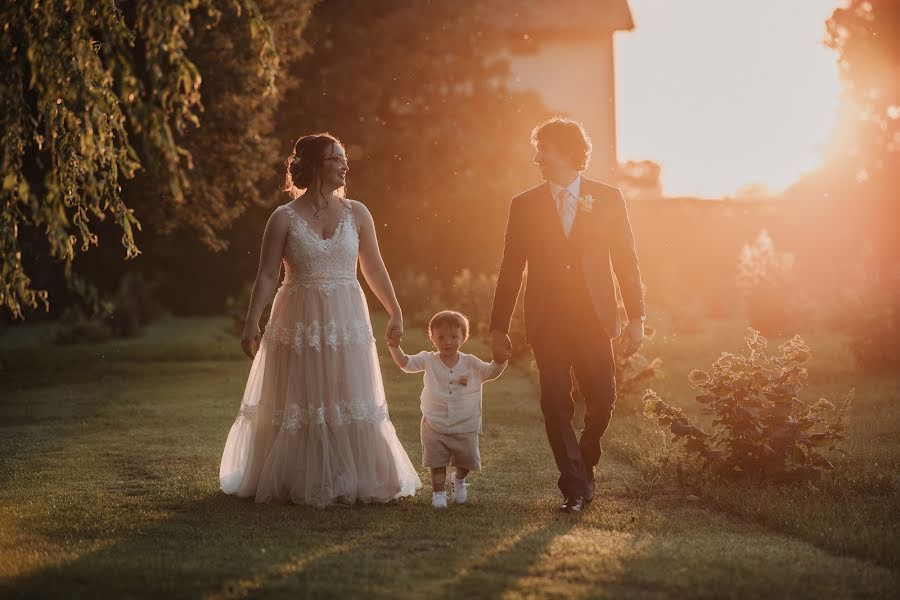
top-left (489, 117), bottom-right (646, 513)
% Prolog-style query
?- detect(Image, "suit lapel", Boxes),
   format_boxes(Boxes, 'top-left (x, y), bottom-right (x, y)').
top-left (574, 179), bottom-right (602, 249)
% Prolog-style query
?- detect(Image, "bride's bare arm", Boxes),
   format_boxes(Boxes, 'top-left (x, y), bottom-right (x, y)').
top-left (353, 201), bottom-right (403, 345)
top-left (241, 208), bottom-right (290, 358)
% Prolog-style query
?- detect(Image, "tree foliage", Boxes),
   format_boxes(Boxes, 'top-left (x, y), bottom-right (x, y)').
top-left (0, 0), bottom-right (307, 319)
top-left (816, 0), bottom-right (900, 265)
top-left (820, 0), bottom-right (900, 371)
top-left (825, 0), bottom-right (900, 186)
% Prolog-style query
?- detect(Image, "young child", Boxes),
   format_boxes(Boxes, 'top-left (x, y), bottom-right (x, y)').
top-left (388, 310), bottom-right (506, 508)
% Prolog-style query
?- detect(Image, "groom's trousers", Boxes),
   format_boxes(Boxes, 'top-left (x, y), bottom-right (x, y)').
top-left (529, 295), bottom-right (617, 499)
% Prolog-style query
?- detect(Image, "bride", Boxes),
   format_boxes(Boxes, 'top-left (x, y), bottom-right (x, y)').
top-left (219, 133), bottom-right (421, 506)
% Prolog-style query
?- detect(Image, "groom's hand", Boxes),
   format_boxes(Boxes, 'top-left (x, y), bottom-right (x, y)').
top-left (491, 330), bottom-right (512, 363)
top-left (619, 320), bottom-right (644, 357)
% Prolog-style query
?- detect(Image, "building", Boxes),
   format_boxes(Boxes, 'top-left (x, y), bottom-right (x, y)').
top-left (491, 0), bottom-right (634, 180)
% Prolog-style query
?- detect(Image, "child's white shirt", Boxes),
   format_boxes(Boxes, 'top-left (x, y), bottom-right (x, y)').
top-left (401, 351), bottom-right (506, 434)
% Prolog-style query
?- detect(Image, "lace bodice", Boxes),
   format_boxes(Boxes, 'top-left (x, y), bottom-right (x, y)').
top-left (281, 201), bottom-right (359, 289)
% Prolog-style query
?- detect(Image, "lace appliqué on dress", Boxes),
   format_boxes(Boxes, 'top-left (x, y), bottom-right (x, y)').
top-left (279, 401), bottom-right (389, 430)
top-left (262, 319), bottom-right (374, 352)
top-left (280, 279), bottom-right (357, 297)
top-left (236, 400), bottom-right (388, 429)
top-left (239, 404), bottom-right (259, 420)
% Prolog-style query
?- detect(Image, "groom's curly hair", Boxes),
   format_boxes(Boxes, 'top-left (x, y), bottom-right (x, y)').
top-left (531, 117), bottom-right (592, 171)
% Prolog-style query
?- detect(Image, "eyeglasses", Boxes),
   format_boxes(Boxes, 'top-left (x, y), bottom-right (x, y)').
top-left (322, 155), bottom-right (349, 165)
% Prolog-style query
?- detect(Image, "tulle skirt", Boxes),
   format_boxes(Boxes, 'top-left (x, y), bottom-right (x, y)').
top-left (219, 279), bottom-right (421, 506)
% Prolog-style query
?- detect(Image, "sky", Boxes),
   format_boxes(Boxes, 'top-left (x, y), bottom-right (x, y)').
top-left (615, 0), bottom-right (844, 198)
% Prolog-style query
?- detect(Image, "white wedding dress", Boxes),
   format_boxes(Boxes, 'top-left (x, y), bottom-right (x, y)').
top-left (219, 200), bottom-right (421, 506)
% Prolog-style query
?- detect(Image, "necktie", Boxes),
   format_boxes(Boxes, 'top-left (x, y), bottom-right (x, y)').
top-left (557, 189), bottom-right (576, 237)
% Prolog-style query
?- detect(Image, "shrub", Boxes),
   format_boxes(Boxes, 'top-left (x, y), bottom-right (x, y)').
top-left (53, 273), bottom-right (162, 344)
top-left (108, 273), bottom-right (164, 338)
top-left (52, 307), bottom-right (115, 345)
top-left (614, 283), bottom-right (663, 397)
top-left (615, 345), bottom-right (664, 396)
top-left (642, 328), bottom-right (853, 483)
top-left (737, 229), bottom-right (797, 335)
top-left (225, 283), bottom-right (272, 339)
top-left (838, 246), bottom-right (900, 373)
top-left (392, 269), bottom-right (447, 330)
top-left (448, 269), bottom-right (496, 336)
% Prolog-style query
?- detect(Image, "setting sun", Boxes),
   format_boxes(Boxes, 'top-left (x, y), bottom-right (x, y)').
top-left (616, 0), bottom-right (843, 198)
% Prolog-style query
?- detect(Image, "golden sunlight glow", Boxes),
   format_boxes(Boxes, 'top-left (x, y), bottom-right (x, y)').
top-left (616, 0), bottom-right (843, 198)
top-left (205, 538), bottom-right (369, 600)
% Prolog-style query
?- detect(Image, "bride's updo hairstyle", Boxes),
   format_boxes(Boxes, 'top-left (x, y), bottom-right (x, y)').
top-left (284, 132), bottom-right (345, 199)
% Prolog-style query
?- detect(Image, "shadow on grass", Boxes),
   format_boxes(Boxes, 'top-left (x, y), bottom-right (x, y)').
top-left (434, 518), bottom-right (579, 600)
top-left (1, 492), bottom-right (374, 599)
top-left (1, 490), bottom-right (583, 600)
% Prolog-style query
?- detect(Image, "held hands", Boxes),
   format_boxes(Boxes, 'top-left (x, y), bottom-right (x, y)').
top-left (618, 320), bottom-right (644, 357)
top-left (490, 330), bottom-right (512, 363)
top-left (240, 322), bottom-right (262, 359)
top-left (385, 314), bottom-right (404, 348)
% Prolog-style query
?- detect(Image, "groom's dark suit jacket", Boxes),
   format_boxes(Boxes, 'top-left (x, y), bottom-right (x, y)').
top-left (489, 177), bottom-right (644, 342)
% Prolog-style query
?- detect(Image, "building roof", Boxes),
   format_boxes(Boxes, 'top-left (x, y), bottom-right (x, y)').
top-left (488, 0), bottom-right (634, 33)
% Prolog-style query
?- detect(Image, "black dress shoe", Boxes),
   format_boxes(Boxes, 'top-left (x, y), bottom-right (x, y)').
top-left (560, 496), bottom-right (584, 513)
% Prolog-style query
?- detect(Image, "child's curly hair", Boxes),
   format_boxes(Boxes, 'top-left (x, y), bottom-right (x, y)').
top-left (428, 310), bottom-right (470, 341)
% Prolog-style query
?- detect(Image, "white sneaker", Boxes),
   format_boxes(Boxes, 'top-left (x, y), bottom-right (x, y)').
top-left (432, 491), bottom-right (448, 509)
top-left (451, 477), bottom-right (468, 504)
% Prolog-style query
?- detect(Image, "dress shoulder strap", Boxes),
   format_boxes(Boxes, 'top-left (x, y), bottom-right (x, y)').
top-left (279, 202), bottom-right (301, 228)
top-left (341, 199), bottom-right (359, 229)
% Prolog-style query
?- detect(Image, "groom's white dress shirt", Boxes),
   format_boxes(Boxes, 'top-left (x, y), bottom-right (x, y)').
top-left (549, 174), bottom-right (581, 237)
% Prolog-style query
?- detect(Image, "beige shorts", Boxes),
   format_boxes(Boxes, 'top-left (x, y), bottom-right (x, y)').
top-left (420, 417), bottom-right (481, 471)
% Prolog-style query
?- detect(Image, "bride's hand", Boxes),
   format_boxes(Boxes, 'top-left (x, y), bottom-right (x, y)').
top-left (385, 314), bottom-right (403, 347)
top-left (240, 322), bottom-right (261, 359)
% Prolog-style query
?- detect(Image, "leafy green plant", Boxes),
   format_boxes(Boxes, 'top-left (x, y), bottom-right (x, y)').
top-left (642, 328), bottom-right (853, 482)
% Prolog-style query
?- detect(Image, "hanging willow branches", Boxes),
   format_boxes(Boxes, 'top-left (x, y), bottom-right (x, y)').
top-left (0, 0), bottom-right (285, 318)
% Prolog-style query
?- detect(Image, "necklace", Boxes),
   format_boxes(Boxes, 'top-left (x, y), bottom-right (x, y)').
top-left (309, 197), bottom-right (329, 220)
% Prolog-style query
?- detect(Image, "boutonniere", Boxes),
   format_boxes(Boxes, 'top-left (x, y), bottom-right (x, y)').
top-left (577, 194), bottom-right (594, 213)
top-left (458, 376), bottom-right (469, 386)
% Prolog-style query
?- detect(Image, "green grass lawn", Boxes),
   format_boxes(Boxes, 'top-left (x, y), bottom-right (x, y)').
top-left (0, 315), bottom-right (897, 599)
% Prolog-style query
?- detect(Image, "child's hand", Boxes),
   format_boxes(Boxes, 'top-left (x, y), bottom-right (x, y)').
top-left (491, 330), bottom-right (512, 363)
